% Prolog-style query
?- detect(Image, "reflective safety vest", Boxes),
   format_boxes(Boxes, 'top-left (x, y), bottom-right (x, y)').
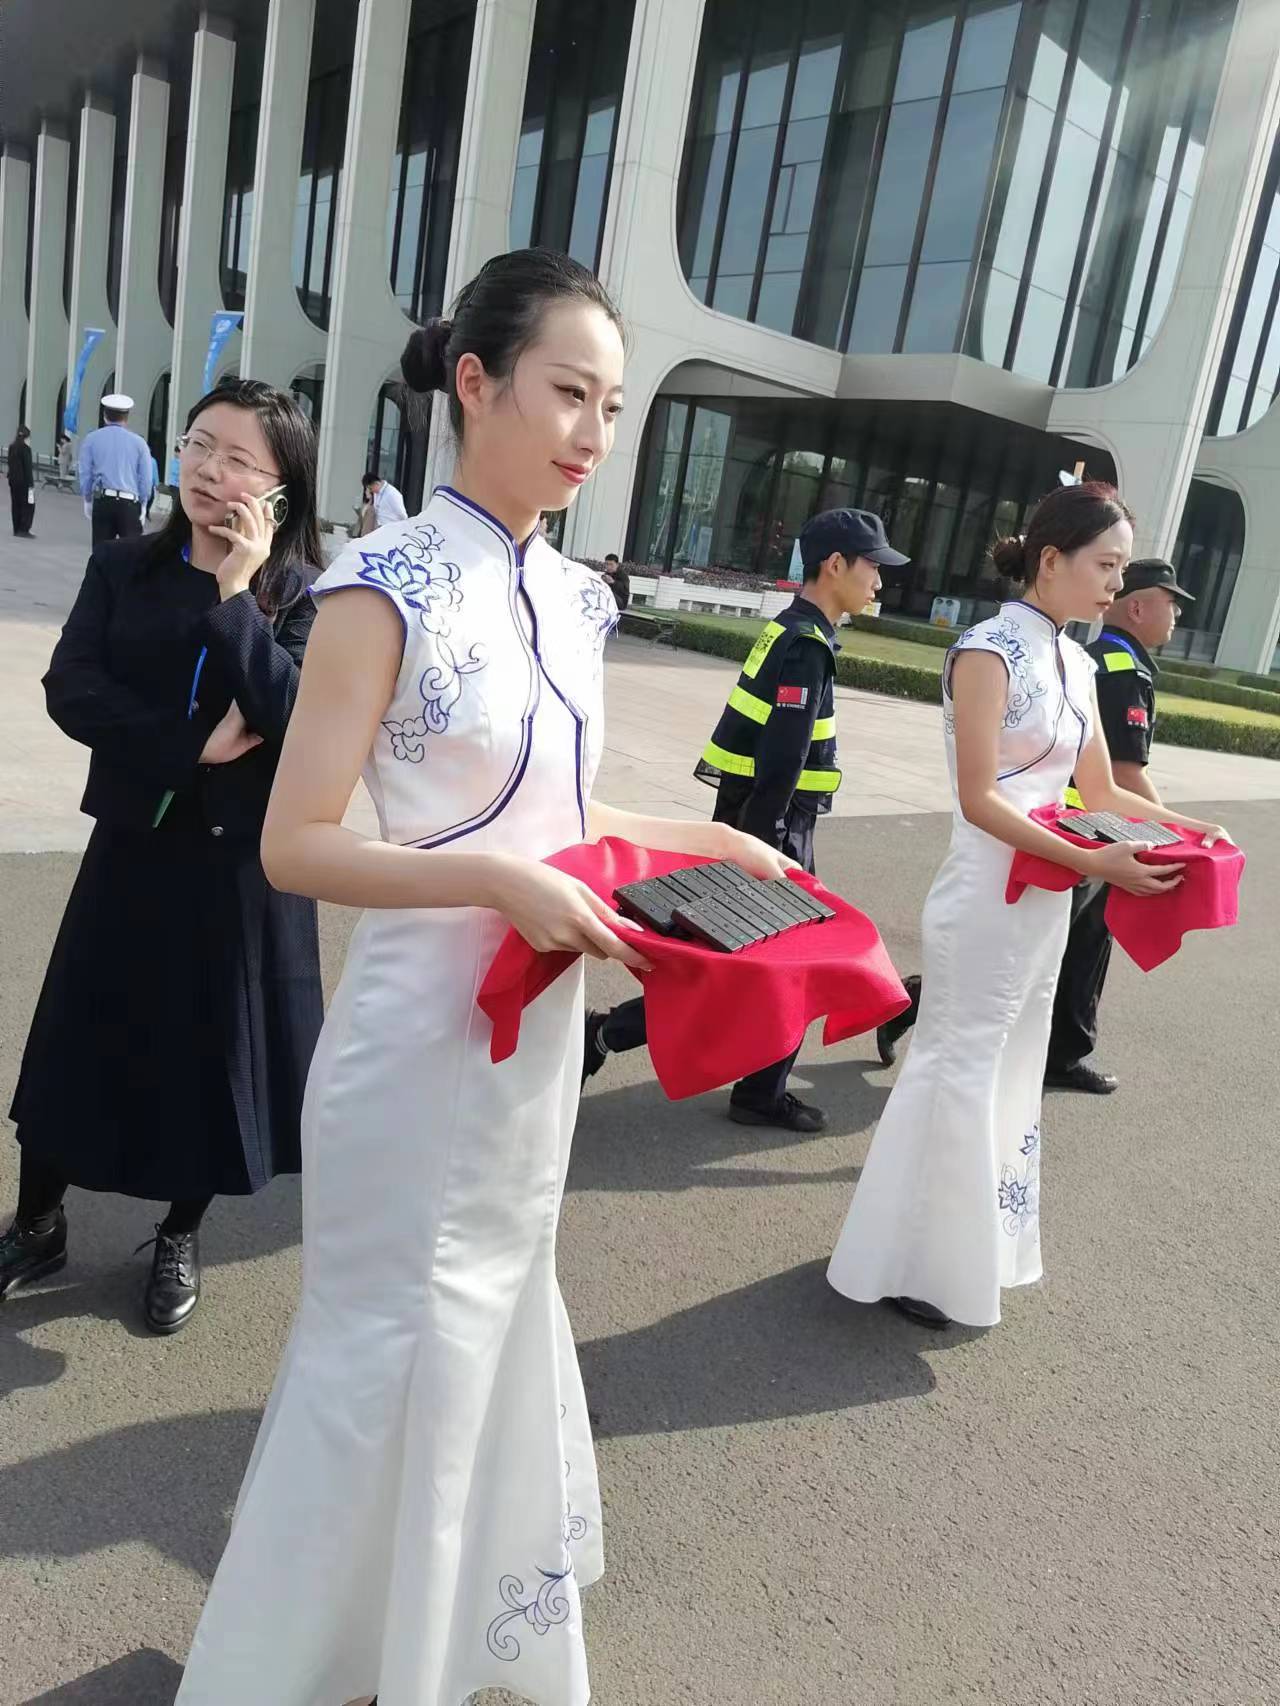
top-left (694, 606), bottom-right (842, 810)
top-left (1063, 630), bottom-right (1154, 810)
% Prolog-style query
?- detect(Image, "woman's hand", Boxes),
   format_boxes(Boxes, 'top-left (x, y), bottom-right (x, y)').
top-left (208, 493), bottom-right (276, 601)
top-left (1181, 819), bottom-right (1232, 848)
top-left (200, 701), bottom-right (263, 766)
top-left (489, 859), bottom-right (652, 970)
top-left (718, 826), bottom-right (799, 881)
top-left (1088, 842), bottom-right (1185, 896)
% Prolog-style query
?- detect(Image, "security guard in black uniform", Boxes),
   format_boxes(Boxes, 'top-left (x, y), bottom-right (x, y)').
top-left (583, 507), bottom-right (909, 1132)
top-left (1045, 557), bottom-right (1195, 1093)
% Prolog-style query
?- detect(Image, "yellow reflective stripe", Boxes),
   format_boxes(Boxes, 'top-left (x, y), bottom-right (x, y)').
top-left (742, 621), bottom-right (785, 680)
top-left (1103, 651), bottom-right (1136, 673)
top-left (1063, 785), bottom-right (1085, 809)
top-left (727, 684), bottom-right (771, 725)
top-left (797, 767), bottom-right (842, 792)
top-left (701, 740), bottom-right (755, 778)
top-left (812, 716), bottom-right (835, 741)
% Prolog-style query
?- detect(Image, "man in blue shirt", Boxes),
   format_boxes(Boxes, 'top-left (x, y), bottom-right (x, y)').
top-left (78, 393), bottom-right (154, 545)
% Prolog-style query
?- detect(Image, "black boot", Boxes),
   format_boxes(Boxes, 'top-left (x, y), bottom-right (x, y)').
top-left (0, 1209), bottom-right (68, 1299)
top-left (728, 1092), bottom-right (826, 1134)
top-left (581, 1009), bottom-right (610, 1087)
top-left (885, 1295), bottom-right (951, 1329)
top-left (138, 1226), bottom-right (201, 1335)
top-left (877, 975), bottom-right (922, 1067)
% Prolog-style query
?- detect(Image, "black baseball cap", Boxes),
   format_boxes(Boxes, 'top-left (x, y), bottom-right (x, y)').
top-left (1120, 558), bottom-right (1195, 603)
top-left (799, 507), bottom-right (910, 571)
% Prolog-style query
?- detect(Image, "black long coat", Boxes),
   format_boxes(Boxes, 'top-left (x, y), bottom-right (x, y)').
top-left (9, 538), bottom-right (324, 1200)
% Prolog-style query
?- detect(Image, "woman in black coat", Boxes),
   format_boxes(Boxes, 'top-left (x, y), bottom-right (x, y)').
top-left (1, 379), bottom-right (325, 1334)
top-left (8, 423), bottom-right (35, 535)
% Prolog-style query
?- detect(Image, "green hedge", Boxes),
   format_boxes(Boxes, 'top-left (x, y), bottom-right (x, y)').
top-left (848, 611), bottom-right (958, 649)
top-left (1155, 672), bottom-right (1280, 713)
top-left (645, 615), bottom-right (1280, 761)
top-left (1239, 671), bottom-right (1280, 695)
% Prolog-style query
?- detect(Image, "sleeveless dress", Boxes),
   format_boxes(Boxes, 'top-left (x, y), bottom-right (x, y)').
top-left (176, 488), bottom-right (619, 1706)
top-left (827, 600), bottom-right (1096, 1328)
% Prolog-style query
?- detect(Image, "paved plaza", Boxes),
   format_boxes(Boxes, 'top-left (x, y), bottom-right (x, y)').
top-left (1, 496), bottom-right (1279, 1705)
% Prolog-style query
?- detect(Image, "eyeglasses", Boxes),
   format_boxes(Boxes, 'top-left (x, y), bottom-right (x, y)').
top-left (177, 431), bottom-right (280, 482)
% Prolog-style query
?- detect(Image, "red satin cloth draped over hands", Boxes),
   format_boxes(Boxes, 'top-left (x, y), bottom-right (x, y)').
top-left (477, 836), bottom-right (910, 1100)
top-left (1007, 805), bottom-right (1245, 972)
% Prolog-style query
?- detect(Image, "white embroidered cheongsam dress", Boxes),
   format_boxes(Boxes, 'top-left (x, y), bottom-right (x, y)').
top-left (828, 600), bottom-right (1096, 1328)
top-left (176, 488), bottom-right (619, 1706)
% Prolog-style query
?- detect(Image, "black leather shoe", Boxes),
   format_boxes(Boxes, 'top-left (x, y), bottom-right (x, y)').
top-left (728, 1092), bottom-right (826, 1134)
top-left (877, 975), bottom-right (921, 1066)
top-left (1044, 1062), bottom-right (1117, 1094)
top-left (139, 1227), bottom-right (201, 1335)
top-left (885, 1295), bottom-right (952, 1329)
top-left (581, 1010), bottom-right (610, 1087)
top-left (0, 1211), bottom-right (68, 1298)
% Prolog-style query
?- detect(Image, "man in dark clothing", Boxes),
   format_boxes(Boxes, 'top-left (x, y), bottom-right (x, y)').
top-left (7, 425), bottom-right (34, 536)
top-left (601, 552), bottom-right (630, 611)
top-left (583, 507), bottom-right (909, 1132)
top-left (1045, 558), bottom-right (1194, 1093)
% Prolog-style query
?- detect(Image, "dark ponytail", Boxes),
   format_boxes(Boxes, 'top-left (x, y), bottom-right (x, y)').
top-left (992, 481), bottom-right (1134, 587)
top-left (400, 247), bottom-right (624, 439)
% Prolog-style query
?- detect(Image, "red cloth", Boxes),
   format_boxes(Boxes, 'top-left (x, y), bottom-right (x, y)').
top-left (1007, 805), bottom-right (1245, 972)
top-left (477, 836), bottom-right (910, 1100)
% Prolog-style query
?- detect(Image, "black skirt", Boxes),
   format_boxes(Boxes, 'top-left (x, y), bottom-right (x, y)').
top-left (10, 817), bottom-right (323, 1200)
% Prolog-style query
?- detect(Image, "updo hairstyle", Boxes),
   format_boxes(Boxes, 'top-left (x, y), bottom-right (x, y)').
top-left (991, 481), bottom-right (1134, 586)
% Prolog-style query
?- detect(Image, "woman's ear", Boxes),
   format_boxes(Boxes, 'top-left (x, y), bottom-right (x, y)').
top-left (453, 351), bottom-right (489, 420)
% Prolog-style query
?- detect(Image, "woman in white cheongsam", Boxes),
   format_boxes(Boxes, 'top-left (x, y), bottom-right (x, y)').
top-left (827, 483), bottom-right (1228, 1330)
top-left (173, 252), bottom-right (793, 1706)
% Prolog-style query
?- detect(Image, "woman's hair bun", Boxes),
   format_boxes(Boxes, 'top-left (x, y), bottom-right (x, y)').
top-left (401, 318), bottom-right (452, 394)
top-left (990, 533), bottom-right (1028, 581)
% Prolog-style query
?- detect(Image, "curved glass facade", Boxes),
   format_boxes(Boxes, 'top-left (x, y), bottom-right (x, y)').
top-left (221, 104), bottom-right (258, 314)
top-left (293, 0), bottom-right (358, 333)
top-left (387, 0), bottom-right (474, 324)
top-left (508, 0), bottom-right (637, 270)
top-left (678, 0), bottom-right (1235, 381)
top-left (158, 127), bottom-right (185, 327)
top-left (1208, 130), bottom-right (1280, 437)
top-left (1166, 479), bottom-right (1244, 659)
top-left (628, 391), bottom-right (1113, 617)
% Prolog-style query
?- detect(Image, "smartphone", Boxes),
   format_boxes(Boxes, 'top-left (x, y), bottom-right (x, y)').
top-left (226, 484), bottom-right (289, 531)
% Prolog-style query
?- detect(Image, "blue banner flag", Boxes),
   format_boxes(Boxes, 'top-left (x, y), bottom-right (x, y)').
top-left (63, 327), bottom-right (106, 435)
top-left (203, 311), bottom-right (244, 391)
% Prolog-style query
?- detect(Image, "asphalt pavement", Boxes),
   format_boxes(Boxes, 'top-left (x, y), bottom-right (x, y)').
top-left (2, 801), bottom-right (1278, 1706)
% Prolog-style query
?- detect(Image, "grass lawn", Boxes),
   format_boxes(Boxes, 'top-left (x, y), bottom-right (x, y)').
top-left (667, 610), bottom-right (1280, 731)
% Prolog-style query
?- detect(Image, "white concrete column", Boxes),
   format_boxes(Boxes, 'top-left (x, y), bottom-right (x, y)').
top-left (25, 125), bottom-right (71, 455)
top-left (65, 99), bottom-right (118, 441)
top-left (169, 16), bottom-right (237, 448)
top-left (116, 60), bottom-right (176, 429)
top-left (564, 0), bottom-right (840, 561)
top-left (314, 0), bottom-right (414, 524)
top-left (421, 0), bottom-right (537, 494)
top-left (1195, 432), bottom-right (1280, 671)
top-left (0, 148), bottom-right (32, 434)
top-left (1049, 0), bottom-right (1280, 560)
top-left (240, 0), bottom-right (325, 391)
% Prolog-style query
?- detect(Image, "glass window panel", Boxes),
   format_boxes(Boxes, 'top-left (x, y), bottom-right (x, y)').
top-left (714, 124), bottom-right (778, 277)
top-left (952, 1), bottom-right (1021, 95)
top-left (1069, 0), bottom-right (1128, 139)
top-left (1218, 375), bottom-right (1249, 435)
top-left (756, 268), bottom-right (804, 334)
top-left (992, 96), bottom-right (1055, 279)
top-left (568, 149), bottom-right (609, 265)
top-left (712, 272), bottom-right (754, 318)
top-left (741, 49), bottom-right (791, 130)
top-left (1031, 119), bottom-right (1101, 290)
top-left (1143, 187), bottom-right (1192, 344)
top-left (785, 160), bottom-right (820, 233)
top-left (862, 97), bottom-right (939, 266)
top-left (1027, 0), bottom-right (1078, 110)
top-left (920, 87), bottom-right (1002, 262)
top-left (684, 132), bottom-right (733, 279)
top-left (976, 265), bottom-right (1020, 362)
top-left (849, 264), bottom-right (908, 351)
top-left (782, 114), bottom-right (830, 167)
top-left (1012, 282), bottom-right (1066, 380)
top-left (849, 40), bottom-right (898, 110)
top-left (790, 40), bottom-right (841, 122)
top-left (903, 260), bottom-right (969, 351)
top-left (893, 13), bottom-right (957, 104)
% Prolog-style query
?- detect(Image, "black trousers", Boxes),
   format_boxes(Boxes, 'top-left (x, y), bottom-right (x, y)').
top-left (1047, 880), bottom-right (1113, 1073)
top-left (9, 485), bottom-right (33, 534)
top-left (91, 494), bottom-right (143, 546)
top-left (598, 794), bottom-right (819, 1110)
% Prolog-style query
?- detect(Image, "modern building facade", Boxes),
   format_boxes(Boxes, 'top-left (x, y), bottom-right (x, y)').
top-left (1, 0), bottom-right (1278, 668)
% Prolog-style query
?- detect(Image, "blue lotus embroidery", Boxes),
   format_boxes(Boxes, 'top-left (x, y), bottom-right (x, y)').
top-left (577, 576), bottom-right (618, 641)
top-left (486, 1568), bottom-right (572, 1661)
top-left (999, 1155), bottom-right (1039, 1237)
top-left (1020, 1125), bottom-right (1040, 1157)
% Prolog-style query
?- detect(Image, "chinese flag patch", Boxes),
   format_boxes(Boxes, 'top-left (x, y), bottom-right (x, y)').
top-left (776, 685), bottom-right (809, 709)
top-left (1127, 705), bottom-right (1149, 728)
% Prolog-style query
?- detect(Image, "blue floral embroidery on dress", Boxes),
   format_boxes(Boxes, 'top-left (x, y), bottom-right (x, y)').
top-left (577, 575), bottom-right (618, 641)
top-left (999, 1150), bottom-right (1040, 1237)
top-left (970, 620), bottom-right (1047, 730)
top-left (486, 1567), bottom-right (573, 1660)
top-left (356, 523), bottom-right (488, 762)
top-left (1020, 1125), bottom-right (1040, 1157)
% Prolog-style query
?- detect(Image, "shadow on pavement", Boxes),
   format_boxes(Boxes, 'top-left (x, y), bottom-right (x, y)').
top-left (571, 1055), bottom-right (892, 1194)
top-left (19, 1649), bottom-right (182, 1705)
top-left (580, 1257), bottom-right (963, 1439)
